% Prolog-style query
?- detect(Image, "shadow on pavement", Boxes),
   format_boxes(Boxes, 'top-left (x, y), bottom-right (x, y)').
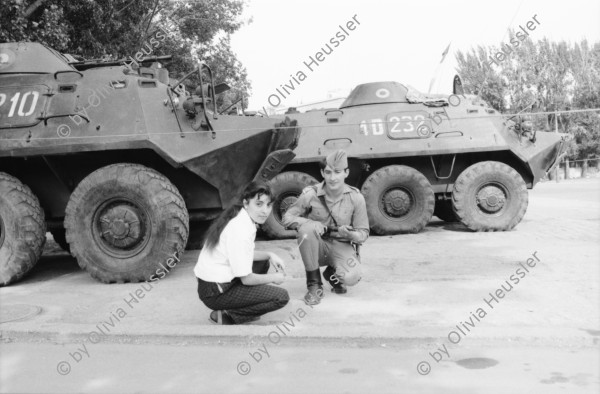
top-left (428, 218), bottom-right (471, 232)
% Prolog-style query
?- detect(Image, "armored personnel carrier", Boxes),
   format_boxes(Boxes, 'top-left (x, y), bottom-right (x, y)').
top-left (263, 81), bottom-right (569, 238)
top-left (0, 42), bottom-right (299, 286)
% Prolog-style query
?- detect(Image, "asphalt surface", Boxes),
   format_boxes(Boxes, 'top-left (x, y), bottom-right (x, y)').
top-left (1, 177), bottom-right (599, 393)
top-left (1, 342), bottom-right (598, 393)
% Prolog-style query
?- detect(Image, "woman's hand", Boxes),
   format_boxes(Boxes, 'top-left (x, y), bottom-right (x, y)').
top-left (268, 253), bottom-right (286, 274)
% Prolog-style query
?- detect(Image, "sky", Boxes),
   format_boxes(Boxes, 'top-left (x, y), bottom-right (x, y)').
top-left (229, 0), bottom-right (600, 110)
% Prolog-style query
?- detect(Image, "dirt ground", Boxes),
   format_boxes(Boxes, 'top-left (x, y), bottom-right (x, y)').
top-left (1, 177), bottom-right (599, 393)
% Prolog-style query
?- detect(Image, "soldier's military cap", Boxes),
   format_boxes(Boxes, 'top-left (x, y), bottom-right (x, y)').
top-left (326, 149), bottom-right (348, 170)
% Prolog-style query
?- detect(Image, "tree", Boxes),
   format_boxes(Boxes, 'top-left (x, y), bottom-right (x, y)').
top-left (569, 41), bottom-right (600, 160)
top-left (0, 1), bottom-right (70, 50)
top-left (456, 36), bottom-right (600, 160)
top-left (0, 0), bottom-right (252, 109)
top-left (455, 45), bottom-right (508, 112)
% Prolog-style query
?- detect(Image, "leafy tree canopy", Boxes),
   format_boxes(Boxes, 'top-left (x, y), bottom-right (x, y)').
top-left (0, 0), bottom-right (251, 110)
top-left (456, 35), bottom-right (600, 159)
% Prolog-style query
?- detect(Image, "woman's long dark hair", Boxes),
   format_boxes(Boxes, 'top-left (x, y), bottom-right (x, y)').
top-left (203, 180), bottom-right (274, 251)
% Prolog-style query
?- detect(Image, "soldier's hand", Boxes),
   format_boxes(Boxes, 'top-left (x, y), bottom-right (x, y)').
top-left (313, 221), bottom-right (328, 236)
top-left (337, 225), bottom-right (355, 240)
top-left (271, 273), bottom-right (286, 285)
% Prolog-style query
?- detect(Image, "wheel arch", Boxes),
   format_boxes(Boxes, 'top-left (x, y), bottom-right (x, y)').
top-left (0, 149), bottom-right (222, 228)
top-left (285, 150), bottom-right (534, 192)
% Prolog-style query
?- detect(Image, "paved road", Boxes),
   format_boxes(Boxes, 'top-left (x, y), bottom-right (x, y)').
top-left (1, 177), bottom-right (599, 393)
top-left (1, 342), bottom-right (598, 394)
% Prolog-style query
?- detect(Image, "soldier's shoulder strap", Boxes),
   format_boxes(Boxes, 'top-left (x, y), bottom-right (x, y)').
top-left (347, 185), bottom-right (361, 194)
top-left (317, 193), bottom-right (339, 227)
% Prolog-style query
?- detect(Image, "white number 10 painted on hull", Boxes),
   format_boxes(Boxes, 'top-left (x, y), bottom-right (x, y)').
top-left (359, 119), bottom-right (385, 135)
top-left (0, 91), bottom-right (40, 118)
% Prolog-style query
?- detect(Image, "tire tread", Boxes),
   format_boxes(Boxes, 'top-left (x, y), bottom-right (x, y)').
top-left (64, 163), bottom-right (189, 283)
top-left (452, 161), bottom-right (528, 231)
top-left (361, 165), bottom-right (434, 235)
top-left (0, 172), bottom-right (46, 286)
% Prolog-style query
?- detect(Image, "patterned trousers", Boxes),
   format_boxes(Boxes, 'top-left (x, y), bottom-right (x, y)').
top-left (196, 260), bottom-right (289, 324)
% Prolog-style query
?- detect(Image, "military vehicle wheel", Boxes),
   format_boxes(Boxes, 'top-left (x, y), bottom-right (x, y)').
top-left (263, 171), bottom-right (318, 239)
top-left (434, 199), bottom-right (459, 222)
top-left (361, 165), bottom-right (434, 234)
top-left (186, 220), bottom-right (211, 250)
top-left (452, 161), bottom-right (528, 231)
top-left (65, 164), bottom-right (189, 283)
top-left (0, 172), bottom-right (46, 286)
top-left (50, 228), bottom-right (70, 253)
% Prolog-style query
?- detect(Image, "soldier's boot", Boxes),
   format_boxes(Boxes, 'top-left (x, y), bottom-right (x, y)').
top-left (304, 269), bottom-right (324, 305)
top-left (323, 265), bottom-right (347, 294)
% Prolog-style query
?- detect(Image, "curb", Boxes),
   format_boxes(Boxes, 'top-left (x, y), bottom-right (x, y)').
top-left (2, 329), bottom-right (598, 349)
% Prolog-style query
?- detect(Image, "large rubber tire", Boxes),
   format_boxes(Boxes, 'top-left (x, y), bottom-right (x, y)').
top-left (434, 199), bottom-right (459, 222)
top-left (50, 228), bottom-right (70, 253)
top-left (361, 165), bottom-right (435, 235)
top-left (0, 172), bottom-right (46, 286)
top-left (452, 161), bottom-right (528, 231)
top-left (65, 164), bottom-right (189, 283)
top-left (262, 171), bottom-right (318, 239)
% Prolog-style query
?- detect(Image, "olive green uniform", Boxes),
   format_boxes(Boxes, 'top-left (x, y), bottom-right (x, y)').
top-left (283, 182), bottom-right (369, 286)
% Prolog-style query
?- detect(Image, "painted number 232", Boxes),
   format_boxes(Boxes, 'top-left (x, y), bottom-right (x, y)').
top-left (359, 115), bottom-right (425, 136)
top-left (389, 114), bottom-right (425, 133)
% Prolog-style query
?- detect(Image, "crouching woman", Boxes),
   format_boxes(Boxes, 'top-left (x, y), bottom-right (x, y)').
top-left (194, 181), bottom-right (289, 325)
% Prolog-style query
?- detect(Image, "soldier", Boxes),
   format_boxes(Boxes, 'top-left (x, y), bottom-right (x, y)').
top-left (283, 149), bottom-right (369, 305)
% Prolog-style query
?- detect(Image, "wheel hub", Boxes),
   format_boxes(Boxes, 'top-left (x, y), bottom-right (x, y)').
top-left (95, 201), bottom-right (148, 254)
top-left (274, 193), bottom-right (299, 225)
top-left (278, 195), bottom-right (298, 218)
top-left (476, 185), bottom-right (506, 213)
top-left (381, 188), bottom-right (412, 217)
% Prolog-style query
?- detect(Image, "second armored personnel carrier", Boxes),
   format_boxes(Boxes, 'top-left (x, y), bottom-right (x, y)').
top-left (262, 81), bottom-right (569, 238)
top-left (0, 42), bottom-right (299, 286)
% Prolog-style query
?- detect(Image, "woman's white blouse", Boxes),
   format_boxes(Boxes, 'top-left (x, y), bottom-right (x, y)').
top-left (194, 208), bottom-right (256, 283)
